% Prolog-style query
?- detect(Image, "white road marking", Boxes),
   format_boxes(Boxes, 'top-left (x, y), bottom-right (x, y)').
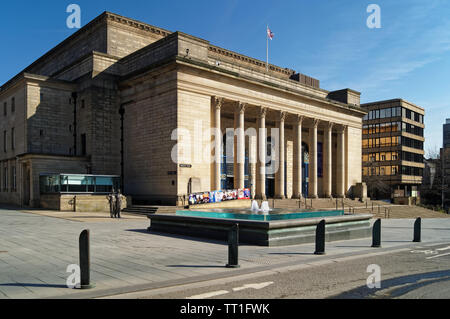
top-left (426, 252), bottom-right (450, 260)
top-left (435, 246), bottom-right (450, 252)
top-left (232, 281), bottom-right (274, 292)
top-left (186, 290), bottom-right (229, 299)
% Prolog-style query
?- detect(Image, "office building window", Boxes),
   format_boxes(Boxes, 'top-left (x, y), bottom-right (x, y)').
top-left (3, 102), bottom-right (6, 116)
top-left (11, 98), bottom-right (15, 113)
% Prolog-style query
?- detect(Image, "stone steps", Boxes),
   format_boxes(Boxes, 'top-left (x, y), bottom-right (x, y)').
top-left (122, 205), bottom-right (179, 216)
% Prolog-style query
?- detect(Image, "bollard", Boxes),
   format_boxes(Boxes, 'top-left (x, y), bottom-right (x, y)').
top-left (311, 198), bottom-right (313, 208)
top-left (413, 217), bottom-right (421, 242)
top-left (226, 223), bottom-right (240, 268)
top-left (79, 229), bottom-right (95, 289)
top-left (314, 220), bottom-right (326, 255)
top-left (336, 198), bottom-right (338, 210)
top-left (372, 219), bottom-right (381, 248)
top-left (378, 205), bottom-right (380, 215)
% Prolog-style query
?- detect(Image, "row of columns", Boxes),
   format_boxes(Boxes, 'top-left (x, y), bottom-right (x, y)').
top-left (213, 97), bottom-right (347, 199)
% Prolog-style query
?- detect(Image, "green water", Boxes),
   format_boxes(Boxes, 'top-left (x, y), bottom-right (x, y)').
top-left (176, 209), bottom-right (344, 221)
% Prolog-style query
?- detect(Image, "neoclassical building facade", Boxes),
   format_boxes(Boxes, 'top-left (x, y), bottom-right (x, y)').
top-left (0, 12), bottom-right (366, 207)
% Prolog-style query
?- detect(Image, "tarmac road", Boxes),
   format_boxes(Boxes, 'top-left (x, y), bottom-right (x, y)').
top-left (122, 242), bottom-right (450, 299)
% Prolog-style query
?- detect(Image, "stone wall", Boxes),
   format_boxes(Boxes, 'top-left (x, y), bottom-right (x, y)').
top-left (121, 66), bottom-right (178, 204)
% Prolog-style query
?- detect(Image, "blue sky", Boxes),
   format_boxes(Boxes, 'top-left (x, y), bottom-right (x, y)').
top-left (1, 0), bottom-right (449, 155)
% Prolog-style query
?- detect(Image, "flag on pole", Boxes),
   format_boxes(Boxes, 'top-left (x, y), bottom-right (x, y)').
top-left (266, 26), bottom-right (274, 72)
top-left (267, 26), bottom-right (274, 40)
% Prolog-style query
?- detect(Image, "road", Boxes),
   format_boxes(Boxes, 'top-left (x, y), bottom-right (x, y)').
top-left (110, 242), bottom-right (450, 299)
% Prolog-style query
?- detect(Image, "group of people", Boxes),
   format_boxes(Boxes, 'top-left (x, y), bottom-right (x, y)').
top-left (108, 190), bottom-right (123, 219)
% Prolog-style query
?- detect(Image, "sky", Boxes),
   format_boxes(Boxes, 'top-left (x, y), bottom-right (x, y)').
top-left (1, 0), bottom-right (449, 156)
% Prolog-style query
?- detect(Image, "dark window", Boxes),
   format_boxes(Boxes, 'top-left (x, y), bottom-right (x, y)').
top-left (3, 102), bottom-right (6, 116)
top-left (81, 100), bottom-right (85, 109)
top-left (81, 134), bottom-right (87, 156)
top-left (11, 128), bottom-right (14, 150)
top-left (3, 131), bottom-right (6, 152)
top-left (11, 98), bottom-right (15, 113)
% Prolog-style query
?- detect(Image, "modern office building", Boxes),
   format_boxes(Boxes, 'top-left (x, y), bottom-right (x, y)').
top-left (444, 119), bottom-right (450, 148)
top-left (361, 99), bottom-right (425, 202)
top-left (0, 12), bottom-right (367, 208)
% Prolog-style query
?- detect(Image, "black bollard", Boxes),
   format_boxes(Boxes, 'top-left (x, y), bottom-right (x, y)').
top-left (413, 217), bottom-right (421, 242)
top-left (372, 219), bottom-right (381, 248)
top-left (226, 223), bottom-right (240, 268)
top-left (79, 229), bottom-right (95, 289)
top-left (314, 220), bottom-right (326, 255)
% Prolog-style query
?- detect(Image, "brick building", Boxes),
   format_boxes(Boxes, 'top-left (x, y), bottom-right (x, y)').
top-left (0, 12), bottom-right (367, 208)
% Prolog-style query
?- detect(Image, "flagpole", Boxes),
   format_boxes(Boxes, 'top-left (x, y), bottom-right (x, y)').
top-left (266, 25), bottom-right (269, 73)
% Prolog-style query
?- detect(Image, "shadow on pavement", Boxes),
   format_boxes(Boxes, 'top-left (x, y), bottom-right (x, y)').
top-left (0, 283), bottom-right (67, 289)
top-left (126, 229), bottom-right (228, 246)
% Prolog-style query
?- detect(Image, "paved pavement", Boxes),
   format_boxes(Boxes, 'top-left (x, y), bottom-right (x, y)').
top-left (1, 207), bottom-right (450, 299)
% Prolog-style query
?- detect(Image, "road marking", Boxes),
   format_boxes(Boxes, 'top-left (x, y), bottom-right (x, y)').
top-left (232, 281), bottom-right (274, 292)
top-left (436, 246), bottom-right (450, 252)
top-left (426, 252), bottom-right (450, 260)
top-left (186, 290), bottom-right (229, 299)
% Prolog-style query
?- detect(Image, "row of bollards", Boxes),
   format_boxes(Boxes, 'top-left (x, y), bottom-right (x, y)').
top-left (224, 217), bottom-right (423, 267)
top-left (371, 217), bottom-right (421, 248)
top-left (76, 217), bottom-right (424, 284)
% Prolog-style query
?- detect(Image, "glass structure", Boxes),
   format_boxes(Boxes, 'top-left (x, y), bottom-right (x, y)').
top-left (39, 173), bottom-right (121, 194)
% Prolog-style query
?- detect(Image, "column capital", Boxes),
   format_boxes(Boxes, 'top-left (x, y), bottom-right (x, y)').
top-left (336, 124), bottom-right (347, 134)
top-left (312, 118), bottom-right (320, 128)
top-left (278, 111), bottom-right (287, 122)
top-left (235, 101), bottom-right (247, 114)
top-left (296, 114), bottom-right (304, 125)
top-left (212, 96), bottom-right (224, 110)
top-left (326, 121), bottom-right (334, 131)
top-left (258, 106), bottom-right (268, 119)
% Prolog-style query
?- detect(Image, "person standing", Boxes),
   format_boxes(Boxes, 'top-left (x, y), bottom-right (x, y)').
top-left (115, 189), bottom-right (122, 219)
top-left (108, 190), bottom-right (116, 218)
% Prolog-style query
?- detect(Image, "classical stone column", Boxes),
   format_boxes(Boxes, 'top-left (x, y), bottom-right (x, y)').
top-left (324, 122), bottom-right (333, 198)
top-left (275, 111), bottom-right (286, 199)
top-left (212, 97), bottom-right (224, 191)
top-left (293, 115), bottom-right (304, 199)
top-left (256, 107), bottom-right (267, 200)
top-left (336, 125), bottom-right (347, 198)
top-left (308, 119), bottom-right (319, 198)
top-left (234, 102), bottom-right (247, 189)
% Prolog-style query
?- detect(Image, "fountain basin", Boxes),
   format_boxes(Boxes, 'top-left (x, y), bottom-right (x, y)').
top-left (147, 209), bottom-right (373, 246)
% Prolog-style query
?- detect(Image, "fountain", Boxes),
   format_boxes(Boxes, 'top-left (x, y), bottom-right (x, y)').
top-left (147, 200), bottom-right (373, 246)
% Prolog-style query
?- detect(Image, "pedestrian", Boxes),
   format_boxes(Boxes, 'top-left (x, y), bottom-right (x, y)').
top-left (108, 190), bottom-right (116, 218)
top-left (115, 189), bottom-right (122, 219)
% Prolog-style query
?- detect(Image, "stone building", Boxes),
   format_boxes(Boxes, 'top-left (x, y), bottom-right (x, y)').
top-left (0, 12), bottom-right (366, 208)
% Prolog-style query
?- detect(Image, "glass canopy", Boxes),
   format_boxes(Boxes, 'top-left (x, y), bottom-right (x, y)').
top-left (39, 174), bottom-right (121, 194)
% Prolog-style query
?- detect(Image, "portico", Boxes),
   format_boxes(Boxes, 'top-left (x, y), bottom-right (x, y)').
top-left (211, 97), bottom-right (353, 199)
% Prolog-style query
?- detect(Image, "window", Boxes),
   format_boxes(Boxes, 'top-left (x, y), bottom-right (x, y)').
top-left (11, 98), bottom-right (15, 113)
top-left (81, 100), bottom-right (85, 109)
top-left (11, 128), bottom-right (14, 150)
top-left (11, 166), bottom-right (16, 191)
top-left (81, 134), bottom-right (87, 156)
top-left (3, 167), bottom-right (7, 191)
top-left (3, 131), bottom-right (6, 152)
top-left (3, 102), bottom-right (6, 116)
